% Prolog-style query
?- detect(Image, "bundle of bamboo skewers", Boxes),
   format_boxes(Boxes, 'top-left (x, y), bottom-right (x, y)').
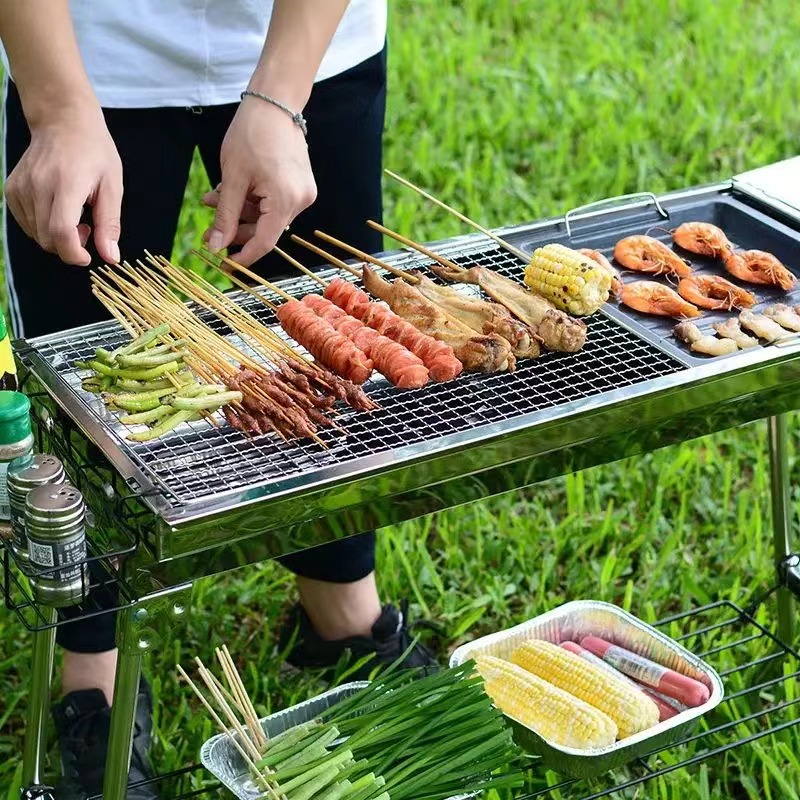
top-left (89, 252), bottom-right (377, 444)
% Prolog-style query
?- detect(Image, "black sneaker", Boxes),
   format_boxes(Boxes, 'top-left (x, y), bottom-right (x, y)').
top-left (278, 600), bottom-right (441, 681)
top-left (52, 678), bottom-right (158, 800)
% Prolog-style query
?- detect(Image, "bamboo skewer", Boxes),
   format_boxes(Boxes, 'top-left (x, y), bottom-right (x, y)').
top-left (384, 168), bottom-right (529, 262)
top-left (314, 230), bottom-right (399, 274)
top-left (273, 246), bottom-right (328, 287)
top-left (217, 646), bottom-right (267, 751)
top-left (366, 219), bottom-right (465, 279)
top-left (291, 235), bottom-right (360, 278)
top-left (176, 665), bottom-right (272, 793)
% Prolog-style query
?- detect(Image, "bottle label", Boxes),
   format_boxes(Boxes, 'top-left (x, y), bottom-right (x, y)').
top-left (603, 645), bottom-right (668, 687)
top-left (0, 463), bottom-right (10, 520)
top-left (0, 337), bottom-right (16, 379)
top-left (28, 533), bottom-right (86, 582)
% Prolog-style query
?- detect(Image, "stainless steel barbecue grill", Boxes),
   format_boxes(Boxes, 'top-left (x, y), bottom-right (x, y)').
top-left (5, 158), bottom-right (800, 799)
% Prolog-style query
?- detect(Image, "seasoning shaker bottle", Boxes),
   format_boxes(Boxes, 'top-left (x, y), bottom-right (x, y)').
top-left (0, 391), bottom-right (34, 528)
top-left (26, 483), bottom-right (88, 607)
top-left (7, 454), bottom-right (66, 564)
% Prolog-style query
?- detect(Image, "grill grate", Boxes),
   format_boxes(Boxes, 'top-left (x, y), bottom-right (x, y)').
top-left (26, 243), bottom-right (686, 509)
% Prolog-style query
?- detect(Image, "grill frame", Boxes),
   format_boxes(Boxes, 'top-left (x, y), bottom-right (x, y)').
top-left (14, 181), bottom-right (800, 582)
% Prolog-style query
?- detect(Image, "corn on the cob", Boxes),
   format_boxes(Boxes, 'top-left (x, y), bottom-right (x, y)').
top-left (525, 243), bottom-right (611, 316)
top-left (511, 640), bottom-right (660, 739)
top-left (476, 655), bottom-right (618, 750)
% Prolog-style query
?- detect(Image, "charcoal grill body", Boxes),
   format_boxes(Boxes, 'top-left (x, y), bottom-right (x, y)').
top-left (8, 160), bottom-right (800, 798)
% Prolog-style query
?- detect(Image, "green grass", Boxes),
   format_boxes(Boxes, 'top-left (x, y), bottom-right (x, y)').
top-left (3, 0), bottom-right (800, 797)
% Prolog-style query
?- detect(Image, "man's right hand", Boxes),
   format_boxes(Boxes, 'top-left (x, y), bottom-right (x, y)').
top-left (4, 105), bottom-right (123, 266)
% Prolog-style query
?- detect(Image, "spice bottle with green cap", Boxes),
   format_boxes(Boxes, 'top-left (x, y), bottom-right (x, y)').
top-left (0, 391), bottom-right (34, 524)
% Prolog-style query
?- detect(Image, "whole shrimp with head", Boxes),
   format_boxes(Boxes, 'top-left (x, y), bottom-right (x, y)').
top-left (677, 274), bottom-right (756, 311)
top-left (614, 236), bottom-right (692, 278)
top-left (673, 221), bottom-right (796, 291)
top-left (619, 281), bottom-right (700, 319)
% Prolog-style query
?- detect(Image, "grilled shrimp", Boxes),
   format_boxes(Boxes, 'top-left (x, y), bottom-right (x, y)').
top-left (613, 236), bottom-right (692, 278)
top-left (672, 222), bottom-right (734, 259)
top-left (673, 321), bottom-right (738, 356)
top-left (723, 250), bottom-right (796, 291)
top-left (739, 310), bottom-right (792, 342)
top-left (618, 281), bottom-right (701, 318)
top-left (762, 303), bottom-right (800, 332)
top-left (676, 274), bottom-right (756, 311)
top-left (712, 318), bottom-right (759, 349)
top-left (578, 248), bottom-right (623, 297)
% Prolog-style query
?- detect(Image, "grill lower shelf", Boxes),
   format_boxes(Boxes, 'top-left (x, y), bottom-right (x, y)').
top-left (115, 600), bottom-right (799, 800)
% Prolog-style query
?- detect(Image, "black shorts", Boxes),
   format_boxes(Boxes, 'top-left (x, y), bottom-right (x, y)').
top-left (3, 47), bottom-right (387, 652)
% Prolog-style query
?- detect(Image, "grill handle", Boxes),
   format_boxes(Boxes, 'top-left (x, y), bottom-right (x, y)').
top-left (564, 192), bottom-right (669, 239)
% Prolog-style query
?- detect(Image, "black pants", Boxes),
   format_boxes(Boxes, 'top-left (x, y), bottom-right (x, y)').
top-left (3, 47), bottom-right (387, 653)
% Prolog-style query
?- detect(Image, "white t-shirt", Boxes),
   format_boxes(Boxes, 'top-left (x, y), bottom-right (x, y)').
top-left (2, 0), bottom-right (387, 108)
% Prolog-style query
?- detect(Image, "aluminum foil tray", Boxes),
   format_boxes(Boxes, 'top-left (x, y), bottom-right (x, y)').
top-left (449, 600), bottom-right (724, 779)
top-left (200, 681), bottom-right (471, 800)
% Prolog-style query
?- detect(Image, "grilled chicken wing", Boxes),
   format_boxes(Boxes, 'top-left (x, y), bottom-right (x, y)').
top-left (362, 266), bottom-right (515, 373)
top-left (409, 272), bottom-right (540, 359)
top-left (428, 262), bottom-right (587, 353)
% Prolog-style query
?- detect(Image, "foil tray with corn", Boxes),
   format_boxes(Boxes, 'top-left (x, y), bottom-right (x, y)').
top-left (450, 600), bottom-right (724, 778)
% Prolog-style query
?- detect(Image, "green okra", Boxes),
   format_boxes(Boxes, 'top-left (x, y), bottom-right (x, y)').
top-left (94, 347), bottom-right (116, 364)
top-left (88, 359), bottom-right (118, 377)
top-left (119, 406), bottom-right (174, 425)
top-left (115, 377), bottom-right (181, 392)
top-left (115, 360), bottom-right (183, 381)
top-left (115, 323), bottom-right (171, 357)
top-left (169, 390), bottom-right (242, 411)
top-left (126, 409), bottom-right (196, 442)
top-left (117, 350), bottom-right (187, 368)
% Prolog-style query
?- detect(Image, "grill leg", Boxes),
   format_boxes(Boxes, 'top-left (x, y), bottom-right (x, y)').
top-left (768, 414), bottom-right (796, 643)
top-left (102, 607), bottom-right (143, 800)
top-left (21, 607), bottom-right (58, 787)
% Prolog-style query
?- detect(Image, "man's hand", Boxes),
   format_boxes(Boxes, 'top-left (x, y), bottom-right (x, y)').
top-left (5, 106), bottom-right (123, 266)
top-left (203, 99), bottom-right (317, 267)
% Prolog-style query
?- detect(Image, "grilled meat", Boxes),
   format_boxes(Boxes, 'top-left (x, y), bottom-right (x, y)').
top-left (407, 272), bottom-right (540, 359)
top-left (762, 303), bottom-right (800, 332)
top-left (739, 310), bottom-right (792, 343)
top-left (673, 321), bottom-right (738, 356)
top-left (361, 265), bottom-right (516, 373)
top-left (276, 300), bottom-right (374, 384)
top-left (302, 294), bottom-right (430, 389)
top-left (324, 278), bottom-right (463, 381)
top-left (427, 262), bottom-right (587, 353)
top-left (712, 319), bottom-right (759, 349)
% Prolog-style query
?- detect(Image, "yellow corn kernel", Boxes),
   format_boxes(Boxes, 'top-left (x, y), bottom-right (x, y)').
top-left (525, 243), bottom-right (611, 316)
top-left (511, 640), bottom-right (660, 739)
top-left (476, 655), bottom-right (618, 750)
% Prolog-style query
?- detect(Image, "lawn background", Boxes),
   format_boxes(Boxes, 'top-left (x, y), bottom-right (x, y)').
top-left (3, 0), bottom-right (800, 797)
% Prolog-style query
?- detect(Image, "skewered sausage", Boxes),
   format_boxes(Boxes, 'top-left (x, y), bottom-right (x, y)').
top-left (276, 300), bottom-right (374, 384)
top-left (302, 294), bottom-right (429, 389)
top-left (323, 279), bottom-right (463, 381)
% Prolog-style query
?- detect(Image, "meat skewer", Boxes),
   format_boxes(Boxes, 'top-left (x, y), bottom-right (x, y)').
top-left (289, 236), bottom-right (463, 382)
top-left (365, 220), bottom-right (541, 359)
top-left (312, 231), bottom-right (516, 373)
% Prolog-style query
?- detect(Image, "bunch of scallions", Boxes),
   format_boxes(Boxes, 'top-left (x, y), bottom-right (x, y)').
top-left (182, 652), bottom-right (523, 800)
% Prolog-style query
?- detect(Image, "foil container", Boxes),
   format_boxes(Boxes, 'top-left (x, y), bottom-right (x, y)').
top-left (449, 600), bottom-right (724, 778)
top-left (200, 681), bottom-right (472, 799)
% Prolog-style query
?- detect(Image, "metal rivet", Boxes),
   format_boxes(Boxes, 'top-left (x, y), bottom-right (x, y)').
top-left (133, 608), bottom-right (148, 621)
top-left (138, 639), bottom-right (150, 650)
top-left (173, 603), bottom-right (185, 616)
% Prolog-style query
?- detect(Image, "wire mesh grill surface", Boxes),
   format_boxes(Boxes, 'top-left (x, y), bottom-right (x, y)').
top-left (27, 243), bottom-right (685, 509)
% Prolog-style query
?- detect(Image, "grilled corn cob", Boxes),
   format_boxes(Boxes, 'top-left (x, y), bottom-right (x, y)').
top-left (511, 640), bottom-right (660, 739)
top-left (476, 655), bottom-right (618, 750)
top-left (525, 243), bottom-right (611, 316)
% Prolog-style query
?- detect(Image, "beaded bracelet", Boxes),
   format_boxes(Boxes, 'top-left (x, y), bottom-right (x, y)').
top-left (240, 90), bottom-right (308, 136)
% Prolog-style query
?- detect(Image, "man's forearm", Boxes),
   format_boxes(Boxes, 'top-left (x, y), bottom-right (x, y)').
top-left (0, 2), bottom-right (97, 127)
top-left (247, 0), bottom-right (350, 111)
